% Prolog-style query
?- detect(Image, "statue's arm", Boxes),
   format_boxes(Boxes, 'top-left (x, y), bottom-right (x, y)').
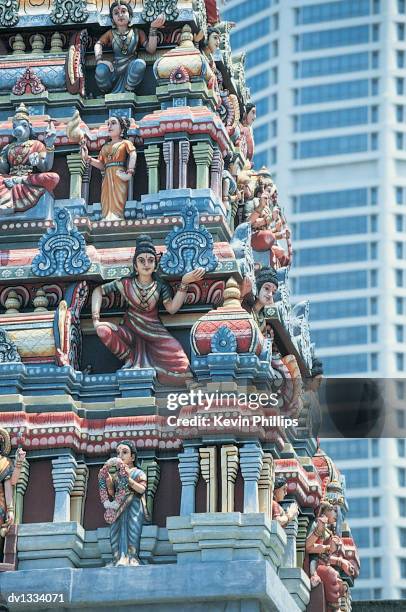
top-left (4, 479), bottom-right (14, 525)
top-left (92, 286), bottom-right (103, 323)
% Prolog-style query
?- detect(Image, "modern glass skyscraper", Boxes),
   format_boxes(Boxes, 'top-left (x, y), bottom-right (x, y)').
top-left (221, 0), bottom-right (406, 601)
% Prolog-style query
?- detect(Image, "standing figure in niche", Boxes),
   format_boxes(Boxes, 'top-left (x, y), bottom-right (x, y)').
top-left (94, 1), bottom-right (165, 94)
top-left (240, 103), bottom-right (256, 162)
top-left (92, 234), bottom-right (205, 385)
top-left (81, 115), bottom-right (136, 221)
top-left (0, 103), bottom-right (59, 215)
top-left (0, 428), bottom-right (26, 539)
top-left (272, 476), bottom-right (299, 527)
top-left (99, 440), bottom-right (147, 566)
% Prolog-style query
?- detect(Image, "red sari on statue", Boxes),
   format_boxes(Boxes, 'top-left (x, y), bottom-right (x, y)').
top-left (0, 140), bottom-right (59, 213)
top-left (98, 277), bottom-right (192, 385)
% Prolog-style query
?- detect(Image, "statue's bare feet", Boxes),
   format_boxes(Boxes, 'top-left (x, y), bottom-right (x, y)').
top-left (129, 557), bottom-right (140, 566)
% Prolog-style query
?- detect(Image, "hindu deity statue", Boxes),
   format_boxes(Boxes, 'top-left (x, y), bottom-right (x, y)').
top-left (272, 476), bottom-right (299, 527)
top-left (81, 115), bottom-right (136, 221)
top-left (198, 26), bottom-right (222, 95)
top-left (0, 103), bottom-right (59, 215)
top-left (243, 167), bottom-right (292, 268)
top-left (98, 439), bottom-right (147, 566)
top-left (250, 266), bottom-right (279, 335)
top-left (92, 234), bottom-right (205, 385)
top-left (306, 501), bottom-right (355, 611)
top-left (94, 1), bottom-right (165, 94)
top-left (240, 102), bottom-right (256, 162)
top-left (0, 428), bottom-right (26, 539)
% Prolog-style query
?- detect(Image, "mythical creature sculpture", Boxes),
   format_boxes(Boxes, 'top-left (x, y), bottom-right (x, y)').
top-left (0, 104), bottom-right (59, 215)
top-left (0, 429), bottom-right (25, 539)
top-left (94, 1), bottom-right (165, 94)
top-left (272, 476), bottom-right (299, 527)
top-left (306, 501), bottom-right (355, 611)
top-left (92, 234), bottom-right (205, 385)
top-left (81, 115), bottom-right (136, 221)
top-left (99, 440), bottom-right (147, 566)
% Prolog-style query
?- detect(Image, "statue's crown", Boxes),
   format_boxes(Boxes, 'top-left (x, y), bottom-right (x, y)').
top-left (13, 103), bottom-right (30, 122)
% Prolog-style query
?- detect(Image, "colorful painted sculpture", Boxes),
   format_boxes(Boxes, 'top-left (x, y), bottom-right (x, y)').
top-left (92, 234), bottom-right (205, 385)
top-left (306, 501), bottom-right (355, 611)
top-left (272, 476), bottom-right (299, 527)
top-left (81, 115), bottom-right (136, 221)
top-left (0, 104), bottom-right (59, 215)
top-left (94, 1), bottom-right (165, 94)
top-left (240, 102), bottom-right (256, 162)
top-left (251, 266), bottom-right (279, 334)
top-left (0, 429), bottom-right (26, 538)
top-left (98, 439), bottom-right (147, 566)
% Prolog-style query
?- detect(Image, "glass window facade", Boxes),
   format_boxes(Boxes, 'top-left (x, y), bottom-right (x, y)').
top-left (295, 134), bottom-right (369, 158)
top-left (322, 439), bottom-right (369, 459)
top-left (245, 45), bottom-right (271, 70)
top-left (349, 497), bottom-right (370, 518)
top-left (295, 216), bottom-right (370, 239)
top-left (321, 353), bottom-right (369, 374)
top-left (293, 188), bottom-right (369, 212)
top-left (295, 242), bottom-right (369, 266)
top-left (310, 298), bottom-right (368, 320)
top-left (294, 270), bottom-right (368, 294)
top-left (247, 72), bottom-right (270, 94)
top-left (295, 80), bottom-right (371, 105)
top-left (351, 527), bottom-right (370, 548)
top-left (296, 26), bottom-right (370, 52)
top-left (296, 0), bottom-right (371, 24)
top-left (231, 18), bottom-right (271, 48)
top-left (222, 0), bottom-right (274, 21)
top-left (295, 107), bottom-right (369, 132)
top-left (295, 52), bottom-right (370, 79)
top-left (311, 326), bottom-right (368, 348)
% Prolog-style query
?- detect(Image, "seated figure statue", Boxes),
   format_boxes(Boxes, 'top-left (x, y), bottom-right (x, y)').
top-left (94, 1), bottom-right (165, 94)
top-left (0, 103), bottom-right (59, 215)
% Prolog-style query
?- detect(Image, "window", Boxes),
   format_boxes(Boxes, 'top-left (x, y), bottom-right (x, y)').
top-left (310, 298), bottom-right (368, 320)
top-left (396, 215), bottom-right (405, 231)
top-left (396, 186), bottom-right (404, 204)
top-left (231, 18), bottom-right (271, 48)
top-left (399, 527), bottom-right (406, 546)
top-left (295, 107), bottom-right (369, 132)
top-left (373, 527), bottom-right (381, 547)
top-left (253, 151), bottom-right (268, 169)
top-left (253, 124), bottom-right (269, 145)
top-left (400, 558), bottom-right (406, 578)
top-left (396, 325), bottom-right (404, 342)
top-left (296, 52), bottom-right (369, 79)
top-left (322, 439), bottom-right (369, 460)
top-left (255, 98), bottom-right (269, 117)
top-left (371, 439), bottom-right (379, 456)
top-left (294, 134), bottom-right (370, 159)
top-left (248, 72), bottom-right (269, 94)
top-left (370, 297), bottom-right (378, 314)
top-left (373, 558), bottom-right (381, 578)
top-left (295, 270), bottom-right (368, 294)
top-left (296, 26), bottom-right (370, 51)
top-left (397, 353), bottom-right (405, 371)
top-left (372, 467), bottom-right (379, 485)
top-left (399, 468), bottom-right (406, 487)
top-left (344, 468), bottom-right (369, 488)
top-left (222, 0), bottom-right (271, 21)
top-left (396, 269), bottom-right (404, 287)
top-left (293, 188), bottom-right (369, 213)
top-left (296, 216), bottom-right (369, 239)
top-left (245, 45), bottom-right (271, 70)
top-left (397, 438), bottom-right (406, 456)
top-left (372, 497), bottom-right (380, 516)
top-left (296, 0), bottom-right (371, 24)
top-left (371, 353), bottom-right (378, 371)
top-left (397, 132), bottom-right (404, 150)
top-left (311, 326), bottom-right (368, 348)
top-left (349, 497), bottom-right (370, 518)
top-left (398, 106), bottom-right (404, 123)
top-left (322, 353), bottom-right (369, 374)
top-left (351, 527), bottom-right (370, 548)
top-left (399, 0), bottom-right (406, 14)
top-left (398, 23), bottom-right (406, 40)
top-left (397, 410), bottom-right (406, 428)
top-left (396, 297), bottom-right (405, 314)
top-left (397, 78), bottom-right (405, 95)
top-left (295, 80), bottom-right (370, 105)
top-left (295, 243), bottom-right (368, 266)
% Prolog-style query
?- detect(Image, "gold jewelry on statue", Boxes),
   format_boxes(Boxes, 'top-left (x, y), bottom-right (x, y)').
top-left (178, 283), bottom-right (189, 293)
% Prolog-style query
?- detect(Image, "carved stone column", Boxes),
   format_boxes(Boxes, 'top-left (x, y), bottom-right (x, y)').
top-left (258, 452), bottom-right (274, 517)
top-left (66, 153), bottom-right (86, 199)
top-left (51, 455), bottom-right (77, 522)
top-left (144, 145), bottom-right (160, 194)
top-left (220, 444), bottom-right (239, 512)
top-left (192, 141), bottom-right (213, 189)
top-left (297, 515), bottom-right (311, 568)
top-left (141, 458), bottom-right (161, 519)
top-left (162, 141), bottom-right (174, 189)
top-left (199, 446), bottom-right (217, 512)
top-left (70, 461), bottom-right (89, 524)
top-left (210, 148), bottom-right (223, 197)
top-left (14, 458), bottom-right (29, 524)
top-left (178, 447), bottom-right (199, 515)
top-left (178, 140), bottom-right (190, 188)
top-left (239, 443), bottom-right (263, 513)
top-left (282, 516), bottom-right (299, 568)
top-left (81, 161), bottom-right (92, 203)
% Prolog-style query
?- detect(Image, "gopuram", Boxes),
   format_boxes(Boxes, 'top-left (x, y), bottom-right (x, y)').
top-left (0, 1), bottom-right (359, 611)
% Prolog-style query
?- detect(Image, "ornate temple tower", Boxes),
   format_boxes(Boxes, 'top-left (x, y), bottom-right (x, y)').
top-left (0, 1), bottom-right (359, 610)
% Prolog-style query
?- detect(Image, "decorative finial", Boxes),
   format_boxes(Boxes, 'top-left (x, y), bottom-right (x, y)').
top-left (223, 277), bottom-right (241, 308)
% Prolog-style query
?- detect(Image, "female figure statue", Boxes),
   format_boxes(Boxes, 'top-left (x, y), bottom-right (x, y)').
top-left (306, 501), bottom-right (355, 610)
top-left (99, 440), bottom-right (147, 566)
top-left (81, 115), bottom-right (136, 221)
top-left (0, 428), bottom-right (26, 538)
top-left (94, 1), bottom-right (165, 94)
top-left (92, 234), bottom-right (205, 385)
top-left (272, 476), bottom-right (299, 527)
top-left (0, 103), bottom-right (59, 215)
top-left (240, 102), bottom-right (256, 162)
